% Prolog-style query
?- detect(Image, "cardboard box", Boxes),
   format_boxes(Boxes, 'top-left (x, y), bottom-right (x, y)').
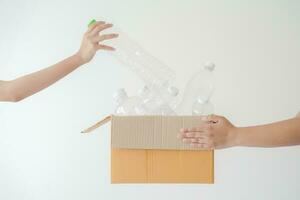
top-left (83, 115), bottom-right (214, 184)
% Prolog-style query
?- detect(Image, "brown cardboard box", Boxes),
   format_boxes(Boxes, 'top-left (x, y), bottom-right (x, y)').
top-left (82, 115), bottom-right (214, 184)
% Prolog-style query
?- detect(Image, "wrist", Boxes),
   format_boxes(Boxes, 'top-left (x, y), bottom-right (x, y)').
top-left (73, 52), bottom-right (87, 65)
top-left (229, 126), bottom-right (242, 147)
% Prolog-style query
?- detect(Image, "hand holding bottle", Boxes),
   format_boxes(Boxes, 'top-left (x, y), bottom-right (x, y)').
top-left (76, 21), bottom-right (118, 64)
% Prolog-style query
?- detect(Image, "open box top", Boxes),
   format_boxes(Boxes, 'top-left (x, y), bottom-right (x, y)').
top-left (82, 115), bottom-right (210, 150)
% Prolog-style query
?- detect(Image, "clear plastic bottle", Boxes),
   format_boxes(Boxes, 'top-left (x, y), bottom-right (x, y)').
top-left (176, 62), bottom-right (215, 115)
top-left (135, 86), bottom-right (155, 114)
top-left (108, 27), bottom-right (179, 100)
top-left (113, 88), bottom-right (145, 115)
top-left (154, 86), bottom-right (178, 115)
top-left (137, 86), bottom-right (178, 115)
top-left (113, 88), bottom-right (149, 115)
top-left (192, 99), bottom-right (214, 116)
top-left (113, 88), bottom-right (129, 115)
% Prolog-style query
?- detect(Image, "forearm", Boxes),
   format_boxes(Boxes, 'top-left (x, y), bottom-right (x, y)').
top-left (5, 54), bottom-right (84, 101)
top-left (233, 117), bottom-right (300, 147)
top-left (0, 20), bottom-right (117, 103)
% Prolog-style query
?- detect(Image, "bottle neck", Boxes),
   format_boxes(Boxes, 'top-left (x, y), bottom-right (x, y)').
top-left (115, 95), bottom-right (128, 106)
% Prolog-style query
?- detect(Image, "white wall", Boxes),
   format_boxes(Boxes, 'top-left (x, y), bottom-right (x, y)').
top-left (0, 0), bottom-right (300, 199)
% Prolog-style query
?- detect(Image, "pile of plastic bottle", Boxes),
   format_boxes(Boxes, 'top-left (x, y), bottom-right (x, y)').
top-left (109, 28), bottom-right (215, 116)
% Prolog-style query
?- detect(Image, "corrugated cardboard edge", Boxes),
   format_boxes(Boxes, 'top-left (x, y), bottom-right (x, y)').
top-left (81, 115), bottom-right (215, 150)
top-left (81, 115), bottom-right (112, 134)
top-left (111, 115), bottom-right (210, 150)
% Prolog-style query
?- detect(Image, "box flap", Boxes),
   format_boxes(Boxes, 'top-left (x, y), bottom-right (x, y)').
top-left (81, 115), bottom-right (112, 133)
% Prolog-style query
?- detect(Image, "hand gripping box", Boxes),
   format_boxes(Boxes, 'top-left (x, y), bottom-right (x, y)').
top-left (82, 115), bottom-right (214, 184)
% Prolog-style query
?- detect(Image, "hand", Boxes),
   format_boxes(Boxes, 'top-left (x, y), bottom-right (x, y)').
top-left (76, 21), bottom-right (118, 64)
top-left (178, 115), bottom-right (238, 149)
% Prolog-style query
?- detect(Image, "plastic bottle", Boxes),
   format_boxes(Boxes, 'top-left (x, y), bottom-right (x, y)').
top-left (176, 62), bottom-right (215, 115)
top-left (154, 86), bottom-right (178, 115)
top-left (113, 88), bottom-right (128, 115)
top-left (108, 27), bottom-right (179, 100)
top-left (192, 99), bottom-right (214, 116)
top-left (135, 86), bottom-right (154, 114)
top-left (137, 86), bottom-right (178, 115)
top-left (113, 88), bottom-right (150, 115)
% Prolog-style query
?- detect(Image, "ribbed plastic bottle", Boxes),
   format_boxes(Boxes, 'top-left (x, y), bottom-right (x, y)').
top-left (176, 62), bottom-right (215, 115)
top-left (113, 88), bottom-right (147, 115)
top-left (192, 99), bottom-right (214, 116)
top-left (137, 86), bottom-right (178, 115)
top-left (108, 27), bottom-right (179, 103)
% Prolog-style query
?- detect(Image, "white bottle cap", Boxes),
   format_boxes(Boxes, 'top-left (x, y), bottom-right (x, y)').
top-left (204, 61), bottom-right (215, 71)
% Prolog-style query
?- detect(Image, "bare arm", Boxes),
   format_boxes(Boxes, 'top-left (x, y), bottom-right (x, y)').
top-left (0, 21), bottom-right (118, 102)
top-left (0, 55), bottom-right (84, 102)
top-left (178, 114), bottom-right (300, 149)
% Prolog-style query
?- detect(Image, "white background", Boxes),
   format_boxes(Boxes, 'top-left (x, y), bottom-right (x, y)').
top-left (0, 0), bottom-right (299, 199)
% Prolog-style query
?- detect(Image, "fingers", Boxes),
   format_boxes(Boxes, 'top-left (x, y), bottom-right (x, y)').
top-left (178, 131), bottom-right (210, 139)
top-left (190, 143), bottom-right (213, 149)
top-left (182, 136), bottom-right (210, 143)
top-left (180, 125), bottom-right (211, 133)
top-left (181, 135), bottom-right (214, 149)
top-left (91, 33), bottom-right (119, 43)
top-left (96, 44), bottom-right (115, 51)
top-left (184, 136), bottom-right (213, 149)
top-left (90, 23), bottom-right (113, 36)
top-left (87, 21), bottom-right (105, 32)
top-left (84, 20), bottom-right (118, 51)
top-left (178, 120), bottom-right (215, 149)
top-left (85, 21), bottom-right (116, 39)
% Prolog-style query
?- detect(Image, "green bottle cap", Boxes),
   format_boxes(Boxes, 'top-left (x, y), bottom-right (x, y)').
top-left (88, 19), bottom-right (96, 27)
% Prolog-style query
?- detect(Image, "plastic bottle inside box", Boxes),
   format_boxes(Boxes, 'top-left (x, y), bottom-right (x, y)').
top-left (110, 26), bottom-right (215, 116)
top-left (108, 27), bottom-right (178, 96)
top-left (176, 61), bottom-right (215, 115)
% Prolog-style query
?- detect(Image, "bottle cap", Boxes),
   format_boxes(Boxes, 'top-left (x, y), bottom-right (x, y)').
top-left (204, 61), bottom-right (215, 71)
top-left (88, 19), bottom-right (96, 27)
